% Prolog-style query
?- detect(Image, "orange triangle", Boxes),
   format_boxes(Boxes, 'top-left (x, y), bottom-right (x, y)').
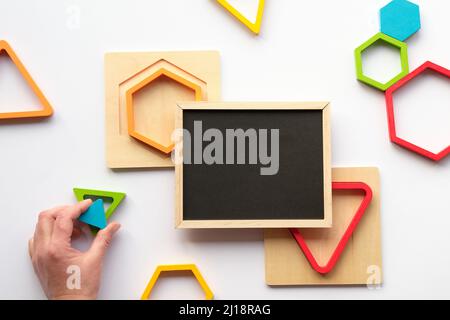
top-left (0, 40), bottom-right (53, 120)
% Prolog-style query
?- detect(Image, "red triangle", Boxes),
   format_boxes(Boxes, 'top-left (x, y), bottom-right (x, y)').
top-left (289, 182), bottom-right (373, 274)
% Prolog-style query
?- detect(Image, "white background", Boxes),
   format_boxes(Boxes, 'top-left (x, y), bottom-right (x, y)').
top-left (0, 0), bottom-right (449, 300)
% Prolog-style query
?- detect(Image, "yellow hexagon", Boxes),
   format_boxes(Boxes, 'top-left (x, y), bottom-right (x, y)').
top-left (141, 264), bottom-right (213, 300)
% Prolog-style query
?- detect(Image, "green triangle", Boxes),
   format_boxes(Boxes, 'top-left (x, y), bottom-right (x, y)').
top-left (73, 188), bottom-right (126, 221)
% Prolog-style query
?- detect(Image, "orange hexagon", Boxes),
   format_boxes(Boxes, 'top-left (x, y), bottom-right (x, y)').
top-left (126, 68), bottom-right (203, 154)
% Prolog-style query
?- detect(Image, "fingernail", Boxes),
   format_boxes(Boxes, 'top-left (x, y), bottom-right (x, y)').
top-left (111, 223), bottom-right (121, 234)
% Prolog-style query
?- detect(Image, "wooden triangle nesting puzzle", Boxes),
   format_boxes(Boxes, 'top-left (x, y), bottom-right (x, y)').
top-left (0, 40), bottom-right (53, 120)
top-left (216, 0), bottom-right (265, 34)
top-left (79, 199), bottom-right (107, 229)
top-left (264, 167), bottom-right (382, 286)
top-left (289, 182), bottom-right (373, 274)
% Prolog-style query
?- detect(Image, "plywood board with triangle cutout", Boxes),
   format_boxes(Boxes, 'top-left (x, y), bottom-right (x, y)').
top-left (105, 51), bottom-right (221, 169)
top-left (264, 167), bottom-right (382, 286)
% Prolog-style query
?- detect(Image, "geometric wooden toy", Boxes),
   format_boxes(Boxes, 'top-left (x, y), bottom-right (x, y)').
top-left (216, 0), bottom-right (265, 35)
top-left (105, 51), bottom-right (221, 169)
top-left (380, 0), bottom-right (421, 42)
top-left (73, 188), bottom-right (125, 221)
top-left (126, 68), bottom-right (203, 155)
top-left (355, 32), bottom-right (409, 91)
top-left (0, 40), bottom-right (53, 120)
top-left (265, 167), bottom-right (382, 286)
top-left (78, 199), bottom-right (107, 230)
top-left (385, 61), bottom-right (450, 161)
top-left (140, 264), bottom-right (213, 300)
top-left (289, 181), bottom-right (373, 275)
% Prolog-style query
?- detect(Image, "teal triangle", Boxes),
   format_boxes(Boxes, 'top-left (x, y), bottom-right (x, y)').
top-left (79, 199), bottom-right (107, 229)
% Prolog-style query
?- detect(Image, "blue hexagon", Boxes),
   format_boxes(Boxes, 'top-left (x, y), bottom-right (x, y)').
top-left (380, 0), bottom-right (421, 41)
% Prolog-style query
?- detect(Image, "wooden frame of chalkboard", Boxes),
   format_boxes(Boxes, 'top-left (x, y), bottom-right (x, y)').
top-left (175, 102), bottom-right (332, 229)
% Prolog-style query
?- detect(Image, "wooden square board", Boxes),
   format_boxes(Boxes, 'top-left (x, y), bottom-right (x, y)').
top-left (264, 167), bottom-right (382, 285)
top-left (105, 51), bottom-right (221, 169)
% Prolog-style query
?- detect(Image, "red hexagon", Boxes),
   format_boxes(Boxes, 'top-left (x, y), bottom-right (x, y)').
top-left (385, 61), bottom-right (450, 161)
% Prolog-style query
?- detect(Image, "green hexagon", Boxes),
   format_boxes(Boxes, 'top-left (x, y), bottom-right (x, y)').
top-left (355, 32), bottom-right (409, 91)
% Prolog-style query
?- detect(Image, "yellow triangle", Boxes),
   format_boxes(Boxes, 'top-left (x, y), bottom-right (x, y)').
top-left (0, 40), bottom-right (53, 120)
top-left (217, 0), bottom-right (265, 35)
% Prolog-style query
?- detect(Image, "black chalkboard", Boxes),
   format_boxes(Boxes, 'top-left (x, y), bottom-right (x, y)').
top-left (179, 104), bottom-right (331, 226)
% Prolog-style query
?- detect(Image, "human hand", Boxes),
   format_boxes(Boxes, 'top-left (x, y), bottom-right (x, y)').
top-left (28, 200), bottom-right (121, 300)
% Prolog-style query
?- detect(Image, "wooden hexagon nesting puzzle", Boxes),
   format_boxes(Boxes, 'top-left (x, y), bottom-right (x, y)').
top-left (264, 167), bottom-right (382, 286)
top-left (105, 51), bottom-right (221, 168)
top-left (126, 67), bottom-right (203, 154)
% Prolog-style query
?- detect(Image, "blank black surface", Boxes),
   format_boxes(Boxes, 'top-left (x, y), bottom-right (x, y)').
top-left (183, 109), bottom-right (324, 221)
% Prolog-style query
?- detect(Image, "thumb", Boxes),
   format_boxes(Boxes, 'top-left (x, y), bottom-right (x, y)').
top-left (88, 222), bottom-right (121, 260)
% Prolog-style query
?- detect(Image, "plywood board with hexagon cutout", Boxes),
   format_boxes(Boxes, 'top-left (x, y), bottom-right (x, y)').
top-left (105, 51), bottom-right (221, 168)
top-left (264, 167), bottom-right (382, 286)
